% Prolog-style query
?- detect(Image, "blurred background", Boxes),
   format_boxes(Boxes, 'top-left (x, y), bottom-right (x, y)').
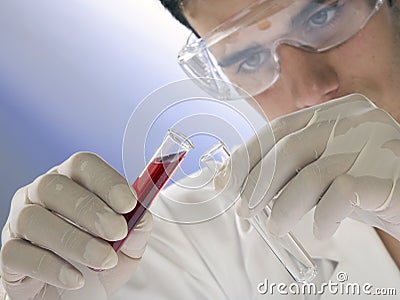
top-left (0, 0), bottom-right (191, 236)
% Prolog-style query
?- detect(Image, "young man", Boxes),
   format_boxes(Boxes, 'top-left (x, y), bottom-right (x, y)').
top-left (1, 0), bottom-right (400, 299)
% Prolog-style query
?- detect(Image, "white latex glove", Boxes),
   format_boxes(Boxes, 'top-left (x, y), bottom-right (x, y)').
top-left (0, 152), bottom-right (152, 300)
top-left (216, 94), bottom-right (400, 241)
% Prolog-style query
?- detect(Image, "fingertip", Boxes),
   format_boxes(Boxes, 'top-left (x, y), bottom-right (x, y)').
top-left (313, 222), bottom-right (324, 240)
top-left (58, 264), bottom-right (85, 290)
top-left (101, 248), bottom-right (119, 269)
top-left (108, 184), bottom-right (137, 214)
top-left (313, 221), bottom-right (337, 240)
top-left (96, 212), bottom-right (128, 241)
top-left (118, 217), bottom-right (129, 240)
top-left (83, 239), bottom-right (118, 270)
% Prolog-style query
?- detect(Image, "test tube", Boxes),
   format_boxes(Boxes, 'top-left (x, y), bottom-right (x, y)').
top-left (249, 207), bottom-right (317, 283)
top-left (111, 129), bottom-right (194, 252)
top-left (200, 142), bottom-right (317, 283)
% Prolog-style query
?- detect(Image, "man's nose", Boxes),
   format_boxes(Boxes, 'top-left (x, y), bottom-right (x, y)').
top-left (276, 44), bottom-right (340, 108)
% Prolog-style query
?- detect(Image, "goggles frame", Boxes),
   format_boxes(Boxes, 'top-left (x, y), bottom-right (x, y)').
top-left (178, 0), bottom-right (385, 99)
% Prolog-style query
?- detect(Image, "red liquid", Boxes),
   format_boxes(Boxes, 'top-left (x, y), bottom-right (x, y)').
top-left (110, 151), bottom-right (186, 252)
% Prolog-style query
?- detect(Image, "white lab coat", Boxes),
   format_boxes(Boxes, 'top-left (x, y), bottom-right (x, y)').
top-left (112, 169), bottom-right (400, 300)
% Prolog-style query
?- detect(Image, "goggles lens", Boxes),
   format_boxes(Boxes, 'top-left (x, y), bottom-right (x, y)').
top-left (178, 0), bottom-right (384, 99)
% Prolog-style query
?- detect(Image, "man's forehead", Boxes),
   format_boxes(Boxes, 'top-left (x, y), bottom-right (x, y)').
top-left (183, 0), bottom-right (260, 36)
top-left (183, 0), bottom-right (304, 37)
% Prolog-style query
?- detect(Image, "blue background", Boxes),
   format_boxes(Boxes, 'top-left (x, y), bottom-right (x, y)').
top-left (0, 0), bottom-right (191, 238)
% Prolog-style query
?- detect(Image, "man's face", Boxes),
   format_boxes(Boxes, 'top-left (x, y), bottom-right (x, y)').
top-left (183, 0), bottom-right (400, 121)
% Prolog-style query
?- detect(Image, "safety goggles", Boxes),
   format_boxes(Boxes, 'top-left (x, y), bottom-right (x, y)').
top-left (178, 0), bottom-right (384, 100)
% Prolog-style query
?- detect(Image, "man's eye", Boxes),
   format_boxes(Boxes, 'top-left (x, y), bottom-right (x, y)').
top-left (238, 51), bottom-right (269, 73)
top-left (307, 3), bottom-right (339, 27)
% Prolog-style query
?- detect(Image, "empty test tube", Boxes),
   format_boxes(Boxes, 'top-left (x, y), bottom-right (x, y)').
top-left (200, 141), bottom-right (317, 283)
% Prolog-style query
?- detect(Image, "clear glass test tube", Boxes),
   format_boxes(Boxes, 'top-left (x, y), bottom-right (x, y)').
top-left (111, 129), bottom-right (194, 252)
top-left (200, 141), bottom-right (317, 283)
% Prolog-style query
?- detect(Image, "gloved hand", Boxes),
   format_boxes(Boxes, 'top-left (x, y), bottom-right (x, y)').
top-left (216, 94), bottom-right (400, 241)
top-left (0, 152), bottom-right (152, 300)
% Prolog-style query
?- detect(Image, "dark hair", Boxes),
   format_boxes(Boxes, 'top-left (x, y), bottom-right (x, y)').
top-left (159, 0), bottom-right (195, 32)
top-left (159, 0), bottom-right (395, 31)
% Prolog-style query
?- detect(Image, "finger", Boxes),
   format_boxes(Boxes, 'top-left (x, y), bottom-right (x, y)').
top-left (215, 104), bottom-right (317, 193)
top-left (120, 211), bottom-right (153, 259)
top-left (1, 239), bottom-right (84, 290)
top-left (229, 94), bottom-right (375, 217)
top-left (10, 204), bottom-right (118, 269)
top-left (305, 93), bottom-right (376, 125)
top-left (267, 152), bottom-right (358, 236)
top-left (27, 173), bottom-right (127, 241)
top-left (240, 93), bottom-right (375, 174)
top-left (246, 104), bottom-right (320, 170)
top-left (269, 93), bottom-right (375, 147)
top-left (1, 275), bottom-right (45, 300)
top-left (239, 120), bottom-right (336, 217)
top-left (315, 175), bottom-right (395, 239)
top-left (215, 94), bottom-right (374, 196)
top-left (244, 93), bottom-right (376, 169)
top-left (57, 152), bottom-right (136, 214)
top-left (352, 176), bottom-right (394, 211)
top-left (2, 188), bottom-right (28, 245)
top-left (374, 178), bottom-right (400, 224)
top-left (313, 174), bottom-right (357, 239)
top-left (346, 176), bottom-right (397, 232)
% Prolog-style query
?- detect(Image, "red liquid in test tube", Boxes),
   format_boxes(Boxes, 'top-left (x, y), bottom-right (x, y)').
top-left (110, 151), bottom-right (187, 252)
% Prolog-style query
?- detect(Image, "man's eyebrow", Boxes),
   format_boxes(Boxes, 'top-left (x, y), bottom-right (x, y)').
top-left (291, 0), bottom-right (330, 27)
top-left (218, 45), bottom-right (264, 68)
